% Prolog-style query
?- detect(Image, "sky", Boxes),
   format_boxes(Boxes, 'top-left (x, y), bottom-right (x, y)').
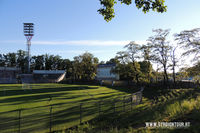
top-left (0, 0), bottom-right (200, 64)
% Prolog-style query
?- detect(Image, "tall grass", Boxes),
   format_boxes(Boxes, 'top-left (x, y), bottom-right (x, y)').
top-left (65, 88), bottom-right (200, 133)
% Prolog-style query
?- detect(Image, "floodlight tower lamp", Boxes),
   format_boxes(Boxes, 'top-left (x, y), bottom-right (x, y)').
top-left (23, 23), bottom-right (34, 73)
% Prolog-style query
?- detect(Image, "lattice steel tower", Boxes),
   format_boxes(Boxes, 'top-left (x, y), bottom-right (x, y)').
top-left (24, 23), bottom-right (34, 73)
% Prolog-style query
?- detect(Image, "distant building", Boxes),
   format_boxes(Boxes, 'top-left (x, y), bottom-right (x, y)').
top-left (0, 67), bottom-right (21, 83)
top-left (96, 64), bottom-right (119, 80)
top-left (33, 70), bottom-right (66, 83)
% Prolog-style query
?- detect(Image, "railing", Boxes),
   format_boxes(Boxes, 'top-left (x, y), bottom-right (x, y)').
top-left (0, 88), bottom-right (143, 133)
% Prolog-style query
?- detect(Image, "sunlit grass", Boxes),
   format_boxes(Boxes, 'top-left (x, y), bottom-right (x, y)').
top-left (0, 83), bottom-right (131, 133)
top-left (66, 87), bottom-right (200, 133)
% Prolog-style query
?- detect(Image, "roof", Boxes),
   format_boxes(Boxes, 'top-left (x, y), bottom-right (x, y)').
top-left (0, 67), bottom-right (20, 71)
top-left (98, 64), bottom-right (116, 68)
top-left (33, 70), bottom-right (65, 74)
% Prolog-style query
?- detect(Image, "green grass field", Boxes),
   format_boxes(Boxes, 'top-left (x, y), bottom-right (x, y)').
top-left (0, 83), bottom-right (137, 133)
top-left (1, 84), bottom-right (200, 133)
top-left (67, 87), bottom-right (200, 133)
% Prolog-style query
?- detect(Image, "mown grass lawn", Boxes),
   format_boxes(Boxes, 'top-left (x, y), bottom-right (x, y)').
top-left (0, 83), bottom-right (135, 133)
top-left (1, 84), bottom-right (199, 133)
top-left (67, 87), bottom-right (200, 133)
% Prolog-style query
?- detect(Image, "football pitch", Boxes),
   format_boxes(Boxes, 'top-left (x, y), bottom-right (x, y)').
top-left (0, 83), bottom-right (131, 133)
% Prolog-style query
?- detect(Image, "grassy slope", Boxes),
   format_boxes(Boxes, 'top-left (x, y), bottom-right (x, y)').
top-left (65, 87), bottom-right (200, 133)
top-left (0, 83), bottom-right (134, 133)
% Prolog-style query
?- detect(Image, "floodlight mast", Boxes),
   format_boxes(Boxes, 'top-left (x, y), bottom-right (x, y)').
top-left (24, 23), bottom-right (34, 73)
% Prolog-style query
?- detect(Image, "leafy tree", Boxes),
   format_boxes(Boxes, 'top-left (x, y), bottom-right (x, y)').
top-left (114, 42), bottom-right (143, 83)
top-left (106, 58), bottom-right (119, 64)
top-left (98, 0), bottom-right (167, 22)
top-left (115, 51), bottom-right (128, 64)
top-left (175, 28), bottom-right (200, 62)
top-left (6, 53), bottom-right (17, 67)
top-left (147, 29), bottom-right (172, 84)
top-left (73, 52), bottom-right (99, 81)
top-left (140, 44), bottom-right (152, 82)
top-left (124, 41), bottom-right (142, 83)
top-left (169, 44), bottom-right (180, 84)
top-left (0, 54), bottom-right (5, 67)
top-left (62, 59), bottom-right (73, 78)
top-left (16, 50), bottom-right (27, 73)
top-left (31, 55), bottom-right (45, 70)
top-left (44, 54), bottom-right (54, 70)
top-left (138, 61), bottom-right (152, 82)
top-left (185, 62), bottom-right (200, 78)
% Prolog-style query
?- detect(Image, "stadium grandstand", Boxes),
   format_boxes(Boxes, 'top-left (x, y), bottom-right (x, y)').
top-left (32, 70), bottom-right (66, 83)
top-left (19, 70), bottom-right (66, 83)
top-left (0, 67), bottom-right (21, 83)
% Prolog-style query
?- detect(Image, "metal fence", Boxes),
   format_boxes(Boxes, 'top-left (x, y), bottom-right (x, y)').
top-left (0, 88), bottom-right (143, 133)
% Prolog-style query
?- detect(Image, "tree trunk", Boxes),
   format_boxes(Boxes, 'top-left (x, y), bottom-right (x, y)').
top-left (133, 62), bottom-right (139, 85)
top-left (163, 64), bottom-right (169, 85)
top-left (172, 65), bottom-right (176, 88)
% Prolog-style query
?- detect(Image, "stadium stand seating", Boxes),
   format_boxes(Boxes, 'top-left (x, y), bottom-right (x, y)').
top-left (33, 70), bottom-right (66, 83)
top-left (0, 67), bottom-right (21, 83)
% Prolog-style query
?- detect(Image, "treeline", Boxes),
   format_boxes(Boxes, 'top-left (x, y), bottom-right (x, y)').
top-left (0, 50), bottom-right (72, 73)
top-left (110, 28), bottom-right (200, 84)
top-left (1, 28), bottom-right (200, 83)
top-left (0, 51), bottom-right (98, 81)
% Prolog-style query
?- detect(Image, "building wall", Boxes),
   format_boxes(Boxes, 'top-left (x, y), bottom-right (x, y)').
top-left (96, 65), bottom-right (119, 80)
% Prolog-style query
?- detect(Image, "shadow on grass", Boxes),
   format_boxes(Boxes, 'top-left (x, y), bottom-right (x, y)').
top-left (64, 88), bottom-right (200, 133)
top-left (0, 85), bottom-right (99, 97)
top-left (101, 85), bottom-right (141, 94)
top-left (0, 86), bottom-right (99, 104)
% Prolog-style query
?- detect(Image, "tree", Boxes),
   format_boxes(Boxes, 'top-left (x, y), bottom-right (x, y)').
top-left (0, 54), bottom-right (5, 67)
top-left (185, 62), bottom-right (200, 77)
top-left (31, 55), bottom-right (45, 70)
top-left (169, 44), bottom-right (180, 84)
top-left (44, 54), bottom-right (55, 70)
top-left (186, 62), bottom-right (200, 83)
top-left (138, 61), bottom-right (152, 82)
top-left (115, 51), bottom-right (128, 64)
top-left (147, 29), bottom-right (172, 84)
top-left (16, 50), bottom-right (27, 73)
top-left (5, 53), bottom-right (17, 67)
top-left (73, 52), bottom-right (99, 81)
top-left (98, 0), bottom-right (167, 22)
top-left (140, 44), bottom-right (152, 82)
top-left (61, 59), bottom-right (73, 78)
top-left (121, 41), bottom-right (142, 83)
top-left (175, 28), bottom-right (200, 63)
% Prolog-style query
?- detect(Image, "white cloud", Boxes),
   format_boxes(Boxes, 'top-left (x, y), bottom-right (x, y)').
top-left (0, 40), bottom-right (24, 44)
top-left (0, 40), bottom-right (148, 46)
top-left (32, 40), bottom-right (131, 46)
top-left (33, 49), bottom-right (117, 55)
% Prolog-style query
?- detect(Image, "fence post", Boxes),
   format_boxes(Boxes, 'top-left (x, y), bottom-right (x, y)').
top-left (113, 100), bottom-right (116, 113)
top-left (131, 95), bottom-right (133, 111)
top-left (80, 103), bottom-right (82, 124)
top-left (140, 92), bottom-right (143, 103)
top-left (18, 109), bottom-right (21, 133)
top-left (136, 93), bottom-right (138, 105)
top-left (49, 105), bottom-right (52, 133)
top-left (4, 89), bottom-right (6, 96)
top-left (123, 96), bottom-right (125, 112)
top-left (98, 101), bottom-right (101, 116)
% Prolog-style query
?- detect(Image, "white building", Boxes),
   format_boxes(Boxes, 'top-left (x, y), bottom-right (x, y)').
top-left (96, 64), bottom-right (119, 80)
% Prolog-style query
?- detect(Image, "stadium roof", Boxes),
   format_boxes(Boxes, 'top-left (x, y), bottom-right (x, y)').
top-left (33, 70), bottom-right (65, 74)
top-left (0, 67), bottom-right (20, 71)
top-left (98, 64), bottom-right (116, 68)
